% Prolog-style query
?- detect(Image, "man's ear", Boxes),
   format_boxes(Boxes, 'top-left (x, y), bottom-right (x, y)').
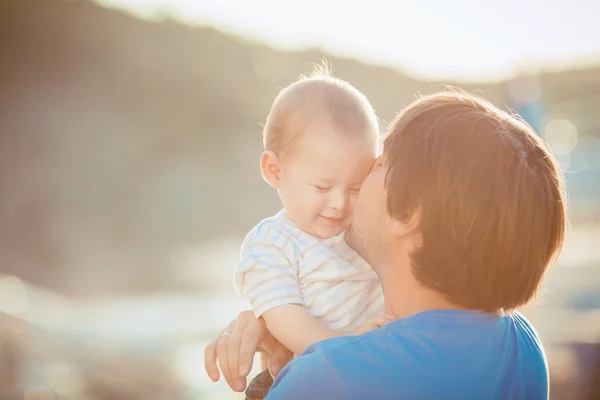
top-left (260, 150), bottom-right (281, 189)
top-left (390, 207), bottom-right (421, 238)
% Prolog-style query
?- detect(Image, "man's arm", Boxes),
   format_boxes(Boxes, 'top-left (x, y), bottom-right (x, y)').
top-left (266, 349), bottom-right (345, 400)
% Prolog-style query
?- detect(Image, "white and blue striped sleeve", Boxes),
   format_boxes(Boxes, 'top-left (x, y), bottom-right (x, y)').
top-left (234, 226), bottom-right (304, 317)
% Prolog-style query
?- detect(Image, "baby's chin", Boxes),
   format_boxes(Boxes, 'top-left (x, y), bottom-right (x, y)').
top-left (310, 224), bottom-right (347, 240)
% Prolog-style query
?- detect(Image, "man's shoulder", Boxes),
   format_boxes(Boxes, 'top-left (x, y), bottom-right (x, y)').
top-left (267, 343), bottom-right (345, 399)
top-left (300, 327), bottom-right (407, 378)
top-left (308, 328), bottom-right (389, 354)
top-left (511, 311), bottom-right (543, 344)
top-left (268, 312), bottom-right (550, 399)
top-left (509, 311), bottom-right (548, 370)
top-left (267, 329), bottom-right (406, 399)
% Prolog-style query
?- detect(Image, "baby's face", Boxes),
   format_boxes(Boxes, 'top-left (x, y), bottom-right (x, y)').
top-left (278, 122), bottom-right (377, 239)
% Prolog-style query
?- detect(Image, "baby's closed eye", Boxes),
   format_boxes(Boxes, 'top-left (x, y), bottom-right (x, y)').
top-left (311, 184), bottom-right (332, 194)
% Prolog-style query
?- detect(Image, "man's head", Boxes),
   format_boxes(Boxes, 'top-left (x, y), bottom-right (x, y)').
top-left (346, 91), bottom-right (567, 312)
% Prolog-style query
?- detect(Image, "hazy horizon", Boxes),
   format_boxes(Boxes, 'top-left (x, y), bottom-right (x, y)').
top-left (95, 0), bottom-right (600, 82)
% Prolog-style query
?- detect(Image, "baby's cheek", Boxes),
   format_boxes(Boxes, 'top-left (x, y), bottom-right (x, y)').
top-left (315, 192), bottom-right (331, 209)
top-left (347, 194), bottom-right (359, 213)
top-left (297, 190), bottom-right (323, 210)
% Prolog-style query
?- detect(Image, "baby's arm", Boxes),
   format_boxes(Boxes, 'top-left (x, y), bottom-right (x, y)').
top-left (262, 304), bottom-right (339, 356)
top-left (263, 306), bottom-right (391, 356)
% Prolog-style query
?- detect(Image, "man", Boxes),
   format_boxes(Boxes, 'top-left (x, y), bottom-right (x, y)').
top-left (204, 91), bottom-right (567, 399)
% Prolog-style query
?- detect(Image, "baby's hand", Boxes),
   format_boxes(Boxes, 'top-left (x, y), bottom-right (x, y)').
top-left (353, 315), bottom-right (395, 335)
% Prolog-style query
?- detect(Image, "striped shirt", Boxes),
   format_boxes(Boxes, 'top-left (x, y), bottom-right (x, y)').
top-left (234, 211), bottom-right (384, 333)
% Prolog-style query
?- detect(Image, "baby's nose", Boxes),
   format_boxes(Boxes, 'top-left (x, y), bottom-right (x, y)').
top-left (329, 191), bottom-right (348, 211)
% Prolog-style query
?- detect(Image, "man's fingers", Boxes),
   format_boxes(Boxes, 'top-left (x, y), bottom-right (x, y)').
top-left (216, 334), bottom-right (235, 389)
top-left (203, 312), bottom-right (264, 393)
top-left (205, 321), bottom-right (234, 382)
top-left (269, 341), bottom-right (293, 377)
top-left (227, 320), bottom-right (247, 391)
top-left (239, 326), bottom-right (260, 377)
top-left (203, 336), bottom-right (221, 382)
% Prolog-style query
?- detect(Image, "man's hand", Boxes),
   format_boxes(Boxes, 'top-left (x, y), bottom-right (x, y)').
top-left (352, 315), bottom-right (394, 335)
top-left (204, 310), bottom-right (293, 392)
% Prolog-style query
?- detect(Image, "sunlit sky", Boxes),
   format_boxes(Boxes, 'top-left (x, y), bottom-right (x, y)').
top-left (97, 0), bottom-right (600, 81)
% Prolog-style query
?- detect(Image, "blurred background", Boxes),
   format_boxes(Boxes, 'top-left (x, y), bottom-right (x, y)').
top-left (1, 0), bottom-right (600, 398)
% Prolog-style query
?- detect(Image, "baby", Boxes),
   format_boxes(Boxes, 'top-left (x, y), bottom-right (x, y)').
top-left (234, 67), bottom-right (387, 399)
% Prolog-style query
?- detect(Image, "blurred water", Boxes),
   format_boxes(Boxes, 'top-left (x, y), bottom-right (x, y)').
top-left (2, 225), bottom-right (599, 399)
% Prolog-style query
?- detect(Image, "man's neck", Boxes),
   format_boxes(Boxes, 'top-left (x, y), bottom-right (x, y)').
top-left (381, 257), bottom-right (464, 319)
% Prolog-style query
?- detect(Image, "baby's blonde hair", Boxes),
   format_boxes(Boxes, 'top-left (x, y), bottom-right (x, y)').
top-left (263, 64), bottom-right (379, 159)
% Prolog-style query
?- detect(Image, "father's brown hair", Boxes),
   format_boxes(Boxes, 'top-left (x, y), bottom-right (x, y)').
top-left (384, 91), bottom-right (567, 312)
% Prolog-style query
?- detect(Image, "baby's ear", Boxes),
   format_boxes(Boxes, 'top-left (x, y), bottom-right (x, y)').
top-left (260, 150), bottom-right (281, 189)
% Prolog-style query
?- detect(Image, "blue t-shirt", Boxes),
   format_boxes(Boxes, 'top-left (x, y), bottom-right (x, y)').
top-left (266, 309), bottom-right (548, 400)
